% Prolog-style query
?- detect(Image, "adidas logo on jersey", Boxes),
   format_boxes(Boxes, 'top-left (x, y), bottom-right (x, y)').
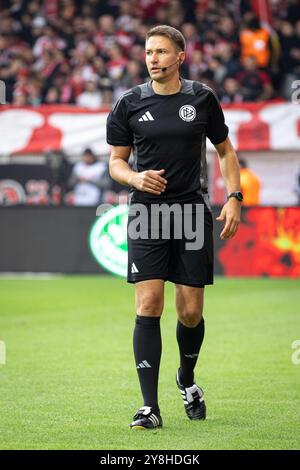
top-left (138, 111), bottom-right (154, 122)
top-left (137, 360), bottom-right (152, 369)
top-left (131, 263), bottom-right (139, 273)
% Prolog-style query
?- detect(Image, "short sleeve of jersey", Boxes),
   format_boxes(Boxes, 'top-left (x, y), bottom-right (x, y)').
top-left (206, 91), bottom-right (229, 145)
top-left (106, 95), bottom-right (133, 146)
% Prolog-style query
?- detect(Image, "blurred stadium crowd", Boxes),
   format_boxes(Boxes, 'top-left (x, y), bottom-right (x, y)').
top-left (1, 0), bottom-right (300, 107)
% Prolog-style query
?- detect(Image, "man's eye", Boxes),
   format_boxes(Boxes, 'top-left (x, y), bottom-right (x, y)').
top-left (146, 51), bottom-right (166, 55)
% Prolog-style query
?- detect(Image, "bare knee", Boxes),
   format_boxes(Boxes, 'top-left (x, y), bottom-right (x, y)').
top-left (137, 293), bottom-right (163, 316)
top-left (175, 285), bottom-right (204, 327)
top-left (178, 310), bottom-right (203, 328)
top-left (135, 280), bottom-right (164, 317)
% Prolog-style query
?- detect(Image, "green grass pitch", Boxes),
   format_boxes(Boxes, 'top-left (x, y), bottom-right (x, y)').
top-left (0, 276), bottom-right (299, 450)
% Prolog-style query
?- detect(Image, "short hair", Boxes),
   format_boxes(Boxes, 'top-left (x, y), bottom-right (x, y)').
top-left (146, 25), bottom-right (185, 52)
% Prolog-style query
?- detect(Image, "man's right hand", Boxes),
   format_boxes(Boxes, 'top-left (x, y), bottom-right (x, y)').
top-left (130, 169), bottom-right (167, 195)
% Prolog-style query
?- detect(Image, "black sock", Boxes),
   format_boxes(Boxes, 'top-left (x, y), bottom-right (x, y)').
top-left (176, 318), bottom-right (205, 387)
top-left (133, 315), bottom-right (162, 414)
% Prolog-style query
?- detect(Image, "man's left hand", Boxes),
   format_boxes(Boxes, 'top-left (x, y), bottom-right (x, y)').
top-left (216, 198), bottom-right (241, 240)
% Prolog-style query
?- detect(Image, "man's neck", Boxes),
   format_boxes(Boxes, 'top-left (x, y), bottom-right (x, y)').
top-left (151, 76), bottom-right (182, 95)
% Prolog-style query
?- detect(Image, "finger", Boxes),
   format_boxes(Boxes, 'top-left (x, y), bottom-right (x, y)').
top-left (143, 181), bottom-right (165, 194)
top-left (221, 219), bottom-right (239, 239)
top-left (151, 175), bottom-right (168, 185)
top-left (148, 170), bottom-right (168, 185)
top-left (145, 178), bottom-right (166, 191)
top-left (220, 219), bottom-right (234, 239)
top-left (227, 222), bottom-right (240, 238)
top-left (143, 187), bottom-right (163, 195)
top-left (225, 228), bottom-right (237, 239)
top-left (145, 180), bottom-right (166, 192)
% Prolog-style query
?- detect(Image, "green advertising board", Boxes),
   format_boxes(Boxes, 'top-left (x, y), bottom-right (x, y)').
top-left (89, 205), bottom-right (129, 277)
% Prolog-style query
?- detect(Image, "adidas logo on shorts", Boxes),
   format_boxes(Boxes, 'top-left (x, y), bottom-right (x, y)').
top-left (131, 263), bottom-right (139, 273)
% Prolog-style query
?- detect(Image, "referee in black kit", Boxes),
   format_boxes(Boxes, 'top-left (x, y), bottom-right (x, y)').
top-left (106, 25), bottom-right (242, 430)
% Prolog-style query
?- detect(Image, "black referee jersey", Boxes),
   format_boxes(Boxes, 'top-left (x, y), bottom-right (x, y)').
top-left (106, 77), bottom-right (229, 204)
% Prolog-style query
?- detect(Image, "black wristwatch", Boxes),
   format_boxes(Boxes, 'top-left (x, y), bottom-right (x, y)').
top-left (227, 191), bottom-right (243, 202)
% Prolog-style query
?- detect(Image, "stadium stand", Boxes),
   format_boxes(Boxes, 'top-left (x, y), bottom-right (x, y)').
top-left (1, 0), bottom-right (300, 106)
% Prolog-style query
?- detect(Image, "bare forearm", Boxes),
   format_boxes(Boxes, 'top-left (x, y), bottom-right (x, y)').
top-left (214, 138), bottom-right (241, 239)
top-left (218, 151), bottom-right (241, 194)
top-left (109, 147), bottom-right (167, 195)
top-left (109, 158), bottom-right (137, 187)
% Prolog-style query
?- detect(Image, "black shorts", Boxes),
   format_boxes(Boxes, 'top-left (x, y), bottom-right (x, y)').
top-left (127, 198), bottom-right (214, 288)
